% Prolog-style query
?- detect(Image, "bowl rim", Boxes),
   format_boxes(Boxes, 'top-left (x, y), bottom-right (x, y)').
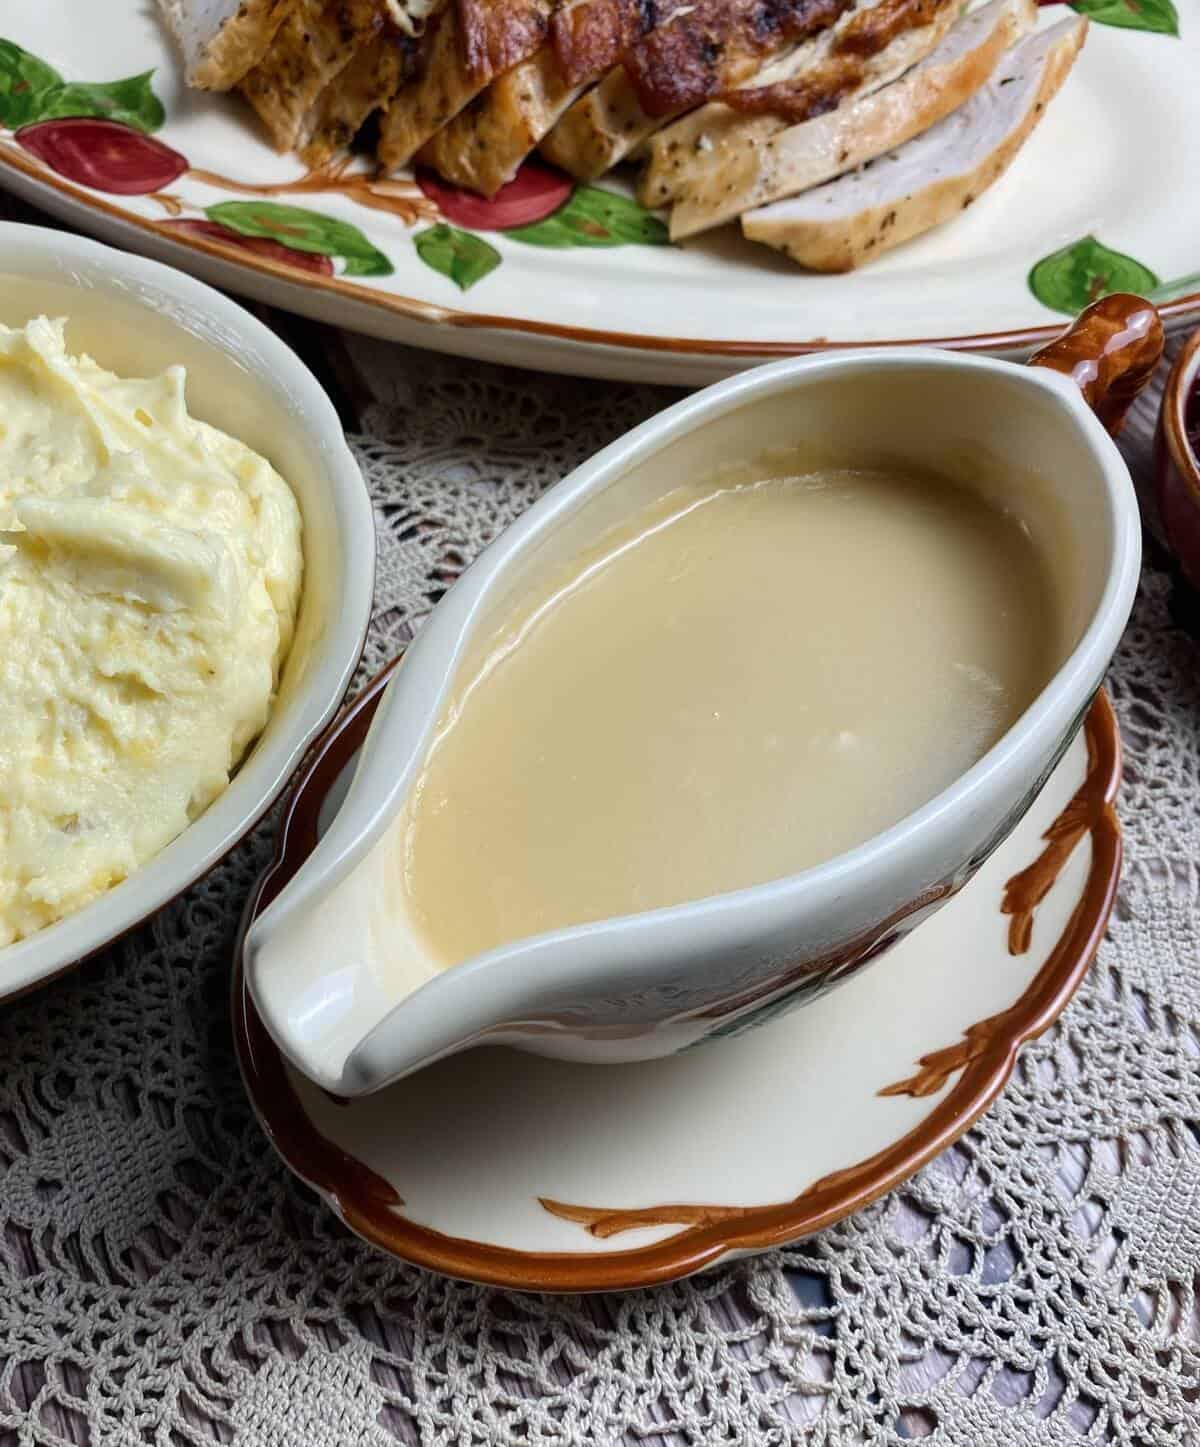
top-left (0, 221), bottom-right (375, 999)
top-left (234, 663), bottom-right (1122, 1293)
top-left (1160, 324), bottom-right (1200, 492)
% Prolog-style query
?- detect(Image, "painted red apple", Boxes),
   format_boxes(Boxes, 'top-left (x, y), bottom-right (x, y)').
top-left (16, 118), bottom-right (188, 195)
top-left (415, 160), bottom-right (573, 230)
top-left (161, 219), bottom-right (335, 275)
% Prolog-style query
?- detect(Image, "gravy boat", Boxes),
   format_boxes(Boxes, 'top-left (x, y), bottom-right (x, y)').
top-left (247, 296), bottom-right (1160, 1096)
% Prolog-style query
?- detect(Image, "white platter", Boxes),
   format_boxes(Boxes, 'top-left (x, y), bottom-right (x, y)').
top-left (1, 2), bottom-right (1197, 382)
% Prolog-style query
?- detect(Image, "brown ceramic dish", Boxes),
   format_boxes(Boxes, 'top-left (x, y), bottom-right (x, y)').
top-left (1155, 326), bottom-right (1200, 592)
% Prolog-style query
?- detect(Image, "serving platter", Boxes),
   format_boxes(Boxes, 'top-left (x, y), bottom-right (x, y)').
top-left (0, 2), bottom-right (1197, 383)
top-left (235, 661), bottom-right (1122, 1291)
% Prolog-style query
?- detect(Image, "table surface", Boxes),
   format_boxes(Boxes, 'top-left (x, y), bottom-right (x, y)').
top-left (0, 187), bottom-right (1199, 1447)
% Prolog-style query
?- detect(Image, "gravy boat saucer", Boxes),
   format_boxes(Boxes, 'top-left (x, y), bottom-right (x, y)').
top-left (235, 672), bottom-right (1122, 1290)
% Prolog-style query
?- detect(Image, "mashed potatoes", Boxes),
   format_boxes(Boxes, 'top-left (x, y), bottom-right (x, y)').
top-left (0, 317), bottom-right (303, 946)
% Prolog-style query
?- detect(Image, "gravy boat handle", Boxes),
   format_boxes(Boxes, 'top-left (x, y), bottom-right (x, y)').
top-left (1028, 292), bottom-right (1163, 434)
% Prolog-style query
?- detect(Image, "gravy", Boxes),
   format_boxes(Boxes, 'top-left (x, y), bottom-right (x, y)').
top-left (396, 467), bottom-right (1059, 968)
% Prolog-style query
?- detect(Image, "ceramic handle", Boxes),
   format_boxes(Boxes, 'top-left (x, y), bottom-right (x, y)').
top-left (1029, 293), bottom-right (1164, 436)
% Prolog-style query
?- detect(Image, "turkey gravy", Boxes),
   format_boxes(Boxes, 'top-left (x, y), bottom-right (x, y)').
top-left (396, 466), bottom-right (1059, 969)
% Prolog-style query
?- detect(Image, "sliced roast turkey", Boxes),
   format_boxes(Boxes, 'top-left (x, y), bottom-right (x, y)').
top-left (239, 0), bottom-right (392, 151)
top-left (416, 50), bottom-right (588, 193)
top-left (416, 0), bottom-right (650, 195)
top-left (378, 0), bottom-right (556, 169)
top-left (158, 0), bottom-right (300, 90)
top-left (302, 27), bottom-right (419, 163)
top-left (539, 0), bottom-right (852, 181)
top-left (743, 14), bottom-right (1085, 268)
top-left (669, 0), bottom-right (1034, 239)
top-left (639, 0), bottom-right (960, 211)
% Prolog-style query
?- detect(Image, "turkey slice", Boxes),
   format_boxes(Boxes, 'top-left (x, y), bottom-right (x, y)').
top-left (416, 0), bottom-right (649, 195)
top-left (539, 0), bottom-right (851, 181)
top-left (743, 15), bottom-right (1085, 268)
top-left (638, 0), bottom-right (960, 211)
top-left (302, 29), bottom-right (418, 163)
top-left (378, 0), bottom-right (556, 170)
top-left (157, 0), bottom-right (300, 90)
top-left (536, 62), bottom-right (665, 179)
top-left (239, 0), bottom-right (389, 152)
top-left (669, 0), bottom-right (1033, 239)
top-left (417, 49), bottom-right (589, 193)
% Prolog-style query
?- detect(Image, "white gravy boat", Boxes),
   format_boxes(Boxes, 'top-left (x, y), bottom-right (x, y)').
top-left (247, 296), bottom-right (1160, 1096)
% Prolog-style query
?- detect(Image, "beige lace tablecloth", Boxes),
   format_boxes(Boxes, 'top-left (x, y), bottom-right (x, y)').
top-left (1, 194), bottom-right (1199, 1446)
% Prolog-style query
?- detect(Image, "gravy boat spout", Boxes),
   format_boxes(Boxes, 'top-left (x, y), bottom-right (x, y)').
top-left (246, 297), bottom-right (1158, 1097)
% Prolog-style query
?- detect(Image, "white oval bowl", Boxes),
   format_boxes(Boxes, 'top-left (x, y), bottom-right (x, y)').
top-left (0, 222), bottom-right (375, 999)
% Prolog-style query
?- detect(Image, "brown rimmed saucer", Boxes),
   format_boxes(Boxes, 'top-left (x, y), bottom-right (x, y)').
top-left (233, 662), bottom-right (1121, 1293)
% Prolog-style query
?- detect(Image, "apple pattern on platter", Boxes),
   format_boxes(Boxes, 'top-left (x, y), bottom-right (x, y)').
top-left (1045, 0), bottom-right (1180, 34)
top-left (0, 38), bottom-right (668, 295)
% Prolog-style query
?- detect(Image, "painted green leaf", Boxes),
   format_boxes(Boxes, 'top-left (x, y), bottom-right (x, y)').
top-left (1028, 235), bottom-right (1159, 315)
top-left (1070, 0), bottom-right (1179, 35)
top-left (506, 185), bottom-right (669, 248)
top-left (413, 223), bottom-right (501, 291)
top-left (0, 38), bottom-right (62, 128)
top-left (206, 200), bottom-right (393, 277)
top-left (34, 71), bottom-right (166, 133)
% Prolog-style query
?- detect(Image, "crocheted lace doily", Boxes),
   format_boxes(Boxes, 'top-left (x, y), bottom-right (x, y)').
top-left (0, 297), bottom-right (1197, 1445)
